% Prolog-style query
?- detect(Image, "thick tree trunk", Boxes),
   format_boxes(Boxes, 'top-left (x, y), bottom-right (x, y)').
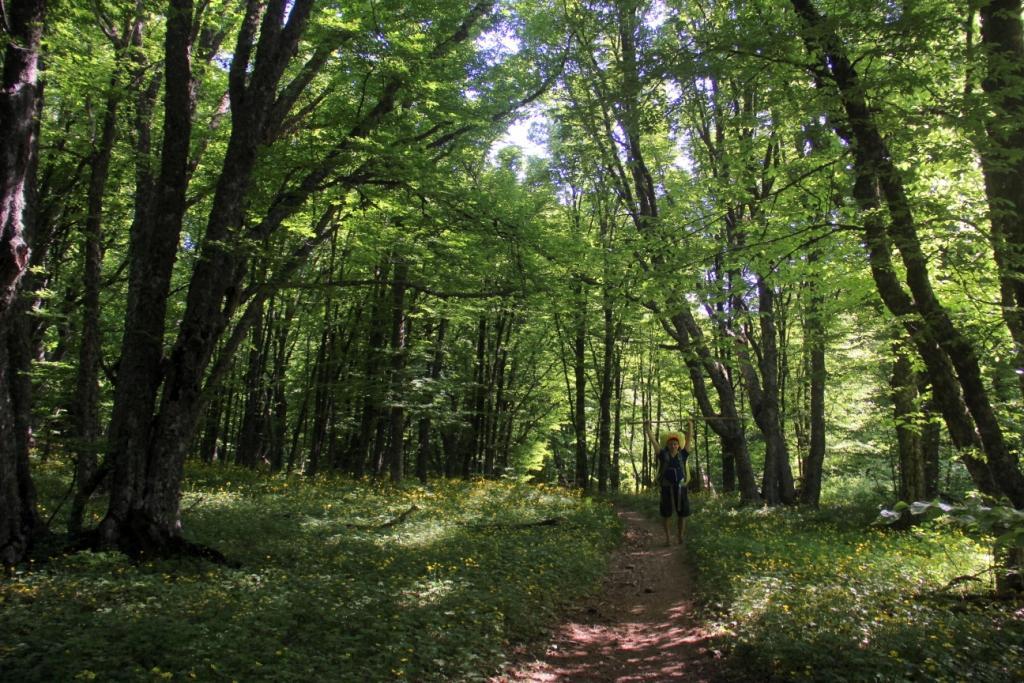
top-left (0, 0), bottom-right (46, 567)
top-left (0, 321), bottom-right (41, 567)
top-left (976, 1), bottom-right (1024, 400)
top-left (0, 0), bottom-right (45, 315)
top-left (98, 0), bottom-right (195, 551)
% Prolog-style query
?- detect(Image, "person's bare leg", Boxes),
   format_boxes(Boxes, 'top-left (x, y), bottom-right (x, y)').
top-left (677, 517), bottom-right (686, 544)
top-left (662, 516), bottom-right (671, 545)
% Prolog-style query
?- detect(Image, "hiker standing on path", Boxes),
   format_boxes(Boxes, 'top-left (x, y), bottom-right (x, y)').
top-left (645, 419), bottom-right (693, 546)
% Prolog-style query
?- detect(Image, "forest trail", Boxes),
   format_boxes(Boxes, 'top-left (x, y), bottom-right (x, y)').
top-left (496, 505), bottom-right (720, 682)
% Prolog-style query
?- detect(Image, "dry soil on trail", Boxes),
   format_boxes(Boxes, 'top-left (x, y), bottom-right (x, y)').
top-left (496, 506), bottom-right (720, 682)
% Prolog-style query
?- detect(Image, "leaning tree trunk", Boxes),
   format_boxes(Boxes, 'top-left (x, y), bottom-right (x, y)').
top-left (791, 0), bottom-right (1024, 508)
top-left (670, 309), bottom-right (761, 504)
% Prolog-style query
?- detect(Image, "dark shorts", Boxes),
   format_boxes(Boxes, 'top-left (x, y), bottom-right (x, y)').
top-left (660, 483), bottom-right (691, 518)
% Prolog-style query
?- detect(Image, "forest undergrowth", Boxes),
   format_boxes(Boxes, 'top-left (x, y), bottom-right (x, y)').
top-left (2, 462), bottom-right (619, 682)
top-left (616, 487), bottom-right (1024, 682)
top-left (5, 462), bottom-right (1023, 682)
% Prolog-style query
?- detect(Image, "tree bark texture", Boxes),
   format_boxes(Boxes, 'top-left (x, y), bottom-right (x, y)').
top-left (976, 0), bottom-right (1024, 401)
top-left (98, 0), bottom-right (195, 551)
top-left (0, 0), bottom-right (46, 566)
top-left (0, 0), bottom-right (45, 315)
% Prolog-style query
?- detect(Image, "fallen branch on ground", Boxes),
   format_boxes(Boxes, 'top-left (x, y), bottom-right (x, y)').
top-left (344, 505), bottom-right (419, 530)
top-left (467, 516), bottom-right (566, 531)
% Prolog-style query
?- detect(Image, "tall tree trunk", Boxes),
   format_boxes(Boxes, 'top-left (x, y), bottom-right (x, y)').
top-left (975, 1), bottom-right (1024, 401)
top-left (611, 347), bottom-right (623, 491)
top-left (351, 268), bottom-right (390, 477)
top-left (416, 318), bottom-right (447, 484)
top-left (800, 266), bottom-right (827, 506)
top-left (267, 300), bottom-right (292, 472)
top-left (0, 0), bottom-right (44, 315)
top-left (572, 283), bottom-right (588, 490)
top-left (71, 3), bottom-right (145, 515)
top-left (99, 0), bottom-right (195, 551)
top-left (71, 86), bottom-right (117, 490)
top-left (307, 324), bottom-right (333, 477)
top-left (742, 278), bottom-right (796, 506)
top-left (0, 0), bottom-right (46, 567)
top-left (463, 317), bottom-right (489, 478)
top-left (137, 0), bottom-right (319, 536)
top-left (387, 258), bottom-right (409, 484)
top-left (237, 300), bottom-right (270, 469)
top-left (597, 289), bottom-right (614, 493)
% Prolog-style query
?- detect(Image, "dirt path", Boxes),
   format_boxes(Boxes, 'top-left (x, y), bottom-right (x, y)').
top-left (496, 506), bottom-right (720, 682)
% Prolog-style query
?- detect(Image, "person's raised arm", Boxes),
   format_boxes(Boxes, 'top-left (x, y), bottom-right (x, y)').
top-left (643, 421), bottom-right (660, 453)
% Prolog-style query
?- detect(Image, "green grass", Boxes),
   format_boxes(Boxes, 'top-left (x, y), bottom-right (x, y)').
top-left (2, 462), bottom-right (621, 682)
top-left (617, 489), bottom-right (1024, 683)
